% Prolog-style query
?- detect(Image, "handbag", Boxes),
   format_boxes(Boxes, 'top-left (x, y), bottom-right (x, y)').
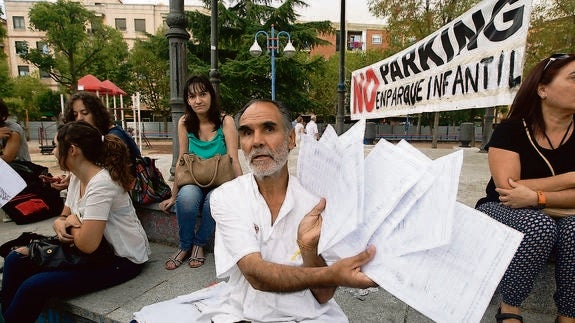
top-left (523, 119), bottom-right (575, 217)
top-left (130, 156), bottom-right (172, 205)
top-left (2, 160), bottom-right (64, 224)
top-left (28, 235), bottom-right (115, 270)
top-left (176, 153), bottom-right (235, 189)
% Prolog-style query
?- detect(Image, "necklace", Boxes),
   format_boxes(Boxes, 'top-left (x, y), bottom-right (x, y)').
top-left (544, 119), bottom-right (573, 149)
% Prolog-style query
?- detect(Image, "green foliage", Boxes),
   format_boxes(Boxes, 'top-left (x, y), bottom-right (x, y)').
top-left (9, 76), bottom-right (56, 120)
top-left (127, 28), bottom-right (171, 119)
top-left (33, 89), bottom-right (63, 119)
top-left (525, 0), bottom-right (575, 73)
top-left (20, 0), bottom-right (129, 92)
top-left (185, 0), bottom-right (334, 115)
top-left (3, 97), bottom-right (27, 122)
top-left (0, 60), bottom-right (13, 98)
top-left (0, 8), bottom-right (6, 60)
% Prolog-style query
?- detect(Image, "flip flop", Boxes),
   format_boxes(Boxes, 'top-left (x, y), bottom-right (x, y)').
top-left (164, 249), bottom-right (188, 270)
top-left (188, 245), bottom-right (206, 268)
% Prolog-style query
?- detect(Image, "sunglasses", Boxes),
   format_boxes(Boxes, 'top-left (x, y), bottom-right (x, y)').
top-left (543, 53), bottom-right (571, 72)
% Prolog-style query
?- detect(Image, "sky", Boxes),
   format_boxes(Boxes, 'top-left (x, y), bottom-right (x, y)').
top-left (1, 0), bottom-right (384, 25)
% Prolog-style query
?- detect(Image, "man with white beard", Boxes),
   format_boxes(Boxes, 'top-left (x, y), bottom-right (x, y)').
top-left (207, 99), bottom-right (376, 322)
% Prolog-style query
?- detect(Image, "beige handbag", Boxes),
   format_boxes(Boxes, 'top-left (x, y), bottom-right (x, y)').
top-left (176, 153), bottom-right (235, 189)
top-left (523, 119), bottom-right (575, 217)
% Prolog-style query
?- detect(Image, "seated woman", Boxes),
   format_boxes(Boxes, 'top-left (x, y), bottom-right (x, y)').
top-left (0, 98), bottom-right (31, 163)
top-left (159, 75), bottom-right (242, 270)
top-left (475, 53), bottom-right (575, 323)
top-left (49, 92), bottom-right (141, 190)
top-left (1, 121), bottom-right (150, 323)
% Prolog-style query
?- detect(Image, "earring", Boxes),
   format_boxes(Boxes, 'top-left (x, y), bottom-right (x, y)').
top-left (541, 95), bottom-right (547, 100)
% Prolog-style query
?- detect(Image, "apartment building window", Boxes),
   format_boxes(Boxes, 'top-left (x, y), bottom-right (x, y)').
top-left (372, 34), bottom-right (382, 45)
top-left (39, 69), bottom-right (51, 78)
top-left (115, 18), bottom-right (127, 31)
top-left (36, 41), bottom-right (49, 54)
top-left (18, 66), bottom-right (30, 76)
top-left (15, 41), bottom-right (28, 55)
top-left (13, 16), bottom-right (25, 30)
top-left (134, 19), bottom-right (146, 32)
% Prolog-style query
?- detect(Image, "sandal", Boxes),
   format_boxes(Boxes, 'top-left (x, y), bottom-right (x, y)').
top-left (495, 307), bottom-right (523, 323)
top-left (188, 245), bottom-right (206, 268)
top-left (164, 249), bottom-right (189, 270)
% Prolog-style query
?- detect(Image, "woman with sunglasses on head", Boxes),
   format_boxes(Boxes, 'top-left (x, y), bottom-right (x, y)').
top-left (1, 121), bottom-right (150, 323)
top-left (476, 54), bottom-right (575, 323)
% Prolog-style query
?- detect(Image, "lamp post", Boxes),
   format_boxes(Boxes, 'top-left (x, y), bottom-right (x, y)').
top-left (249, 24), bottom-right (296, 100)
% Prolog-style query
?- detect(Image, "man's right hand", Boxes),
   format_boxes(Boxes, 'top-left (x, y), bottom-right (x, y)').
top-left (330, 245), bottom-right (378, 289)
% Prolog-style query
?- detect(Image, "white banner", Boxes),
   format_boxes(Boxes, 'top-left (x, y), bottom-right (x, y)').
top-left (350, 0), bottom-right (533, 120)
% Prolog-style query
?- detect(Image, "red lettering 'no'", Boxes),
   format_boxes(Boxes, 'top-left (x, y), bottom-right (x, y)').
top-left (353, 68), bottom-right (379, 113)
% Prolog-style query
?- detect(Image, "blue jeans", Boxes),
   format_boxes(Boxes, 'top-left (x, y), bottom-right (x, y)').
top-left (1, 250), bottom-right (143, 323)
top-left (175, 184), bottom-right (215, 250)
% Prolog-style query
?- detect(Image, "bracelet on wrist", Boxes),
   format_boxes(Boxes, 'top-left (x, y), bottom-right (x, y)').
top-left (537, 191), bottom-right (546, 209)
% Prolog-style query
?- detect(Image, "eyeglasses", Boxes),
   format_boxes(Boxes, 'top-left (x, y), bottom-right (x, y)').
top-left (543, 53), bottom-right (571, 72)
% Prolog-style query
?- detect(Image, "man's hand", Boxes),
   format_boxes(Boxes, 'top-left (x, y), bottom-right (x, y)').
top-left (297, 198), bottom-right (325, 253)
top-left (496, 178), bottom-right (538, 208)
top-left (330, 245), bottom-right (378, 289)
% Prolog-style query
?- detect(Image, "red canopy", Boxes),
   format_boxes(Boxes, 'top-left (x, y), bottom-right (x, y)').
top-left (77, 74), bottom-right (105, 92)
top-left (101, 79), bottom-right (127, 96)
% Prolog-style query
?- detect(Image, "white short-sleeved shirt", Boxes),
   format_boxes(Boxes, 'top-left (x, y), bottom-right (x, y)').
top-left (305, 120), bottom-right (318, 140)
top-left (66, 170), bottom-right (150, 264)
top-left (294, 123), bottom-right (305, 142)
top-left (208, 174), bottom-right (348, 323)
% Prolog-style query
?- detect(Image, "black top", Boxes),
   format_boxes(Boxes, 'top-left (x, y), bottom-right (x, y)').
top-left (107, 125), bottom-right (142, 176)
top-left (476, 119), bottom-right (575, 206)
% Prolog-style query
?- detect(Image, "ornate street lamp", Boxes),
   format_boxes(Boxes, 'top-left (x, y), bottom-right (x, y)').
top-left (249, 24), bottom-right (296, 101)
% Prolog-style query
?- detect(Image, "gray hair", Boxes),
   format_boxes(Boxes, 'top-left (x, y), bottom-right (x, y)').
top-left (235, 99), bottom-right (293, 133)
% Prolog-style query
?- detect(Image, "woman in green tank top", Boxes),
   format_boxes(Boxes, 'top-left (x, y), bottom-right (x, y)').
top-left (160, 75), bottom-right (242, 270)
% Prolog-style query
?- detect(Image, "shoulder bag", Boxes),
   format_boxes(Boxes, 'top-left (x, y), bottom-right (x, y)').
top-left (523, 119), bottom-right (575, 217)
top-left (28, 235), bottom-right (116, 270)
top-left (176, 153), bottom-right (235, 189)
top-left (130, 156), bottom-right (172, 205)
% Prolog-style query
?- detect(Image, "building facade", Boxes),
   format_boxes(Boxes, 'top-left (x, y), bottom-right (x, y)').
top-left (3, 0), bottom-right (206, 87)
top-left (310, 21), bottom-right (389, 58)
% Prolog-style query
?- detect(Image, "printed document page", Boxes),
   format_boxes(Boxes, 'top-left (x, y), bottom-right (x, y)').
top-left (363, 202), bottom-right (523, 323)
top-left (297, 120), bottom-right (365, 253)
top-left (384, 150), bottom-right (463, 256)
top-left (323, 139), bottom-right (427, 260)
top-left (0, 158), bottom-right (26, 207)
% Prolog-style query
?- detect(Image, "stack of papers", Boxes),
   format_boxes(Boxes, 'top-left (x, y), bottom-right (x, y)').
top-left (0, 158), bottom-right (26, 208)
top-left (297, 120), bottom-right (524, 323)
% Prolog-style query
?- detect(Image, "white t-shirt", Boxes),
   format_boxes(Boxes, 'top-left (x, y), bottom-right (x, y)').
top-left (66, 170), bottom-right (150, 264)
top-left (207, 174), bottom-right (348, 322)
top-left (294, 122), bottom-right (305, 143)
top-left (305, 120), bottom-right (319, 140)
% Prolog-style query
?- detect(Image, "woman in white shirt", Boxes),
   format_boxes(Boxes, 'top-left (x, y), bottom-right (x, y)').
top-left (1, 121), bottom-right (150, 323)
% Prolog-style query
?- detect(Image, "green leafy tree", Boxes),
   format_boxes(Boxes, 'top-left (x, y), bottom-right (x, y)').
top-left (185, 0), bottom-right (334, 115)
top-left (33, 89), bottom-right (64, 119)
top-left (0, 60), bottom-right (13, 98)
top-left (127, 28), bottom-right (171, 126)
top-left (0, 8), bottom-right (12, 97)
top-left (0, 8), bottom-right (6, 59)
top-left (9, 75), bottom-right (54, 120)
top-left (526, 0), bottom-right (575, 72)
top-left (19, 0), bottom-right (129, 92)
